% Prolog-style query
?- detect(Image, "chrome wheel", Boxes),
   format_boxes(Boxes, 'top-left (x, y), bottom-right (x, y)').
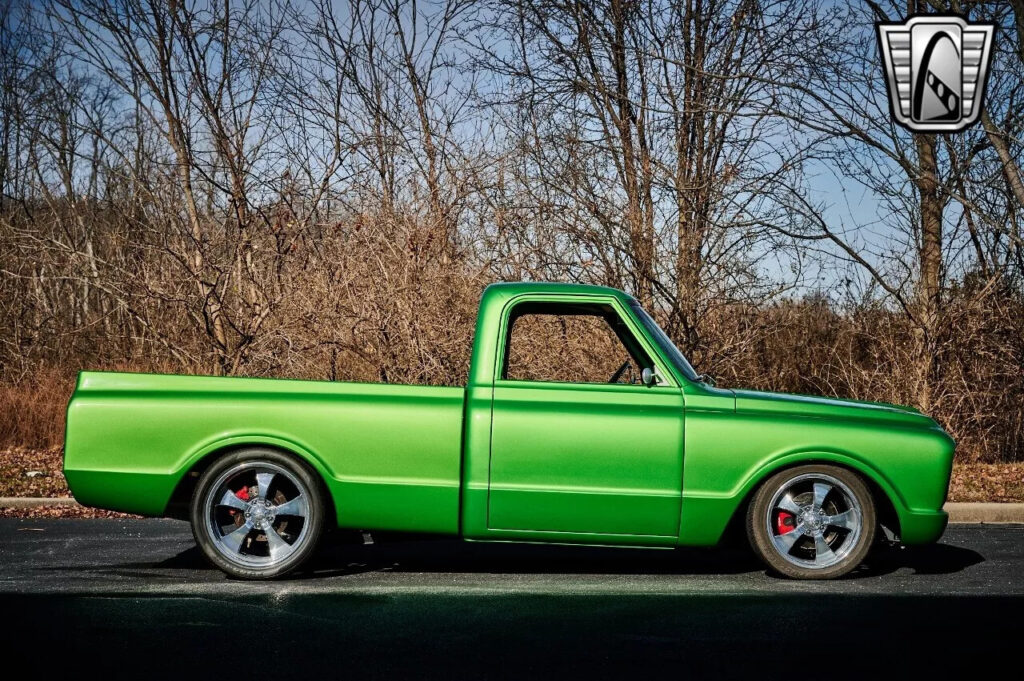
top-left (203, 461), bottom-right (312, 569)
top-left (765, 472), bottom-right (863, 570)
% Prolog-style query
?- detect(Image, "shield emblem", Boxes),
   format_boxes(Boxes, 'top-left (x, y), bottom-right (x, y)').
top-left (877, 15), bottom-right (995, 132)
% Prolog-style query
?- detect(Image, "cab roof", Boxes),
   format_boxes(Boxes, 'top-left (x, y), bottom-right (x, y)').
top-left (482, 281), bottom-right (636, 305)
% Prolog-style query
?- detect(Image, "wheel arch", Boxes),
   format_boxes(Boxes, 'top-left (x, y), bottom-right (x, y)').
top-left (163, 437), bottom-right (338, 524)
top-left (720, 454), bottom-right (903, 544)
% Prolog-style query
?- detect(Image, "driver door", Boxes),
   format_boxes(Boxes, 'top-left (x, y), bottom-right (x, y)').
top-left (487, 299), bottom-right (684, 538)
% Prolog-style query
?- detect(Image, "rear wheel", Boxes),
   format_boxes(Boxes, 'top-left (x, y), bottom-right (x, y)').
top-left (190, 448), bottom-right (325, 579)
top-left (746, 464), bottom-right (876, 579)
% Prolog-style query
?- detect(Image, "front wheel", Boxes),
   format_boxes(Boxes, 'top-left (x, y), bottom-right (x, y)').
top-left (190, 448), bottom-right (326, 579)
top-left (746, 464), bottom-right (876, 579)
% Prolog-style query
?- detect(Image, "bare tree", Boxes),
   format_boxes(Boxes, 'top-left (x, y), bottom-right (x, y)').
top-left (45, 0), bottom-right (321, 373)
top-left (477, 0), bottom-right (816, 359)
top-left (1, 0), bottom-right (1023, 460)
top-left (769, 0), bottom-right (994, 411)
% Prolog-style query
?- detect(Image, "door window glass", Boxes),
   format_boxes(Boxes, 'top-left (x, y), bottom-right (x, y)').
top-left (504, 305), bottom-right (650, 384)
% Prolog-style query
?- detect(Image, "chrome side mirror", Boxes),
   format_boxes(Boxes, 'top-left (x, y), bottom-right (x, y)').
top-left (641, 367), bottom-right (658, 387)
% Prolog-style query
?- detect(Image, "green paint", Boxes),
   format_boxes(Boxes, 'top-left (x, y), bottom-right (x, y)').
top-left (65, 282), bottom-right (954, 547)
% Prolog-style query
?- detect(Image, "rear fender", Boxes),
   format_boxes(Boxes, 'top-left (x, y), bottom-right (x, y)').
top-left (166, 433), bottom-right (336, 518)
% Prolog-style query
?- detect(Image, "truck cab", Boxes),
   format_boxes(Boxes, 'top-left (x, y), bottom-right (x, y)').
top-left (461, 282), bottom-right (699, 545)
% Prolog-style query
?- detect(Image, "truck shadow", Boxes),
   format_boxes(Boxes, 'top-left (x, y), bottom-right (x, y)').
top-left (294, 535), bottom-right (984, 580)
top-left (860, 541), bottom-right (985, 576)
top-left (138, 537), bottom-right (764, 576)
top-left (304, 537), bottom-right (763, 577)
top-left (47, 532), bottom-right (985, 581)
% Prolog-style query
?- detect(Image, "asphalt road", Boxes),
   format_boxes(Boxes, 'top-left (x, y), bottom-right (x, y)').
top-left (1, 519), bottom-right (1021, 679)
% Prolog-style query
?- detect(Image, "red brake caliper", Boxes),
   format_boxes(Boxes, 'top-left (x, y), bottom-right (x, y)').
top-left (776, 511), bottom-right (796, 534)
top-left (228, 486), bottom-right (250, 516)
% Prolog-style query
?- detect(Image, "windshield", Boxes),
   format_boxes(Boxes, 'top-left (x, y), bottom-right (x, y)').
top-left (629, 301), bottom-right (700, 382)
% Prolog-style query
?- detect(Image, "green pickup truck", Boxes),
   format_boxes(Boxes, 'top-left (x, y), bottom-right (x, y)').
top-left (64, 282), bottom-right (954, 579)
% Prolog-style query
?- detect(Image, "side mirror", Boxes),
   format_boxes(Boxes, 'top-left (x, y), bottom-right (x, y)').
top-left (641, 367), bottom-right (658, 387)
top-left (699, 373), bottom-right (717, 387)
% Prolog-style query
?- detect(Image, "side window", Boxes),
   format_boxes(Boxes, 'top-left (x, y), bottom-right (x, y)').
top-left (504, 304), bottom-right (651, 384)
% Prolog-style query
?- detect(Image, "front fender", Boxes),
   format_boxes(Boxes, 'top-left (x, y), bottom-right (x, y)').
top-left (678, 437), bottom-right (952, 547)
top-left (678, 450), bottom-right (894, 546)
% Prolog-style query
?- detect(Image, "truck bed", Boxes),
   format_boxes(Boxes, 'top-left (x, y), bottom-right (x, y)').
top-left (64, 372), bottom-right (465, 533)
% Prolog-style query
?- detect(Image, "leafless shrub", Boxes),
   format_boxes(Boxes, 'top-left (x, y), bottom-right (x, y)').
top-left (0, 367), bottom-right (70, 449)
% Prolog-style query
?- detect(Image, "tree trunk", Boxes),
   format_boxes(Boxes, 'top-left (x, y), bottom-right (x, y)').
top-left (913, 133), bottom-right (944, 412)
top-left (610, 0), bottom-right (653, 306)
top-left (980, 110), bottom-right (1024, 210)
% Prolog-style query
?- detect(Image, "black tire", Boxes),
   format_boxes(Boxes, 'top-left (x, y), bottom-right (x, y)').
top-left (189, 447), bottom-right (326, 579)
top-left (746, 464), bottom-right (876, 579)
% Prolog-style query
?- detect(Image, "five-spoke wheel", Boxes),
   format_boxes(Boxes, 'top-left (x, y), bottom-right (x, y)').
top-left (747, 465), bottom-right (876, 579)
top-left (190, 448), bottom-right (325, 579)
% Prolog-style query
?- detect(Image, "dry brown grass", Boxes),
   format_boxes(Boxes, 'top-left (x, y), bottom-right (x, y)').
top-left (0, 370), bottom-right (74, 450)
